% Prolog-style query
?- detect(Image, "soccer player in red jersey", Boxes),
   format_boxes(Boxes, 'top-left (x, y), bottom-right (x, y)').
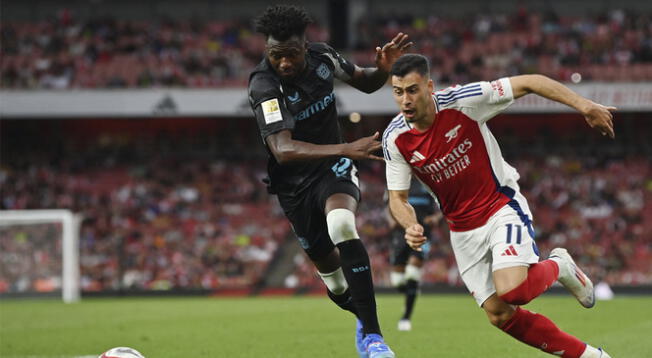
top-left (383, 54), bottom-right (614, 358)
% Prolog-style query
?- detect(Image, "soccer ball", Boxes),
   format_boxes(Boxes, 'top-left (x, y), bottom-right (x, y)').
top-left (98, 347), bottom-right (145, 358)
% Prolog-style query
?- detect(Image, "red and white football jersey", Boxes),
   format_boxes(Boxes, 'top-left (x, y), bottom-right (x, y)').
top-left (383, 78), bottom-right (533, 232)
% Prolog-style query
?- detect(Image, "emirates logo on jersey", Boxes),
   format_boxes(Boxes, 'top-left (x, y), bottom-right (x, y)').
top-left (414, 138), bottom-right (473, 183)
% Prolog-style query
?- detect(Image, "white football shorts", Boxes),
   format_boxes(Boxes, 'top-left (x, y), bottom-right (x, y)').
top-left (450, 204), bottom-right (540, 306)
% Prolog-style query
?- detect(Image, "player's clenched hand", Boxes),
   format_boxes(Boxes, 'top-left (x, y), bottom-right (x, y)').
top-left (582, 101), bottom-right (617, 138)
top-left (405, 224), bottom-right (426, 251)
top-left (345, 132), bottom-right (383, 161)
top-left (375, 33), bottom-right (413, 73)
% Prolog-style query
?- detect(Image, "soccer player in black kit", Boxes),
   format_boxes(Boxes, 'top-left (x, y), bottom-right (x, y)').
top-left (248, 5), bottom-right (411, 358)
top-left (385, 178), bottom-right (441, 332)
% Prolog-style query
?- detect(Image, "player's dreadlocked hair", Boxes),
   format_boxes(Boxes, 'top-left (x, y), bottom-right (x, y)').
top-left (254, 4), bottom-right (312, 41)
top-left (391, 54), bottom-right (430, 78)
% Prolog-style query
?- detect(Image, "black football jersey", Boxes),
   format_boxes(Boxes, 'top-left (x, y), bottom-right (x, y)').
top-left (248, 42), bottom-right (356, 195)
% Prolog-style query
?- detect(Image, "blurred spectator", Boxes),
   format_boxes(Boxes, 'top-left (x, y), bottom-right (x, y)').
top-left (0, 224), bottom-right (62, 293)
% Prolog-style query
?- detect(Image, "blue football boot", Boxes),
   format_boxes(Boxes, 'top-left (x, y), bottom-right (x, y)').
top-left (363, 333), bottom-right (395, 358)
top-left (355, 319), bottom-right (368, 358)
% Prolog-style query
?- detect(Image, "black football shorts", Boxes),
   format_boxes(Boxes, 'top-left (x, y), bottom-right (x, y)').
top-left (277, 158), bottom-right (361, 261)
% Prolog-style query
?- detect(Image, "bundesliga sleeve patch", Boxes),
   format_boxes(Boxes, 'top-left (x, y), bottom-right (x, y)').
top-left (261, 98), bottom-right (283, 124)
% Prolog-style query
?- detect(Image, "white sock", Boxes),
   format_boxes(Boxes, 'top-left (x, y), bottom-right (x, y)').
top-left (579, 345), bottom-right (603, 358)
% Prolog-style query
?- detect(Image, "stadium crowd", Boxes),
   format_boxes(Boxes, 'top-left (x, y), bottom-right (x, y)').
top-left (287, 157), bottom-right (652, 290)
top-left (2, 124), bottom-right (650, 293)
top-left (2, 7), bottom-right (652, 89)
top-left (353, 7), bottom-right (652, 84)
top-left (355, 156), bottom-right (652, 288)
top-left (1, 133), bottom-right (291, 293)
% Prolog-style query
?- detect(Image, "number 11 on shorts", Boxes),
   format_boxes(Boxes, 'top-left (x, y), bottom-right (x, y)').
top-left (505, 223), bottom-right (522, 244)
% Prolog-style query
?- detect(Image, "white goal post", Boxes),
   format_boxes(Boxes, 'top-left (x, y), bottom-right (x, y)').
top-left (0, 210), bottom-right (82, 303)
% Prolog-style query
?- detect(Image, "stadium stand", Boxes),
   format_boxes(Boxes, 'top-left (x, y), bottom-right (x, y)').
top-left (1, 117), bottom-right (650, 293)
top-left (289, 115), bottom-right (652, 290)
top-left (2, 8), bottom-right (652, 89)
top-left (352, 7), bottom-right (652, 83)
top-left (1, 1), bottom-right (650, 296)
top-left (0, 119), bottom-right (290, 293)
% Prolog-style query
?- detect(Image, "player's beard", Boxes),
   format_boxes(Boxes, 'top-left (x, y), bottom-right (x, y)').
top-left (405, 97), bottom-right (436, 124)
top-left (404, 111), bottom-right (423, 123)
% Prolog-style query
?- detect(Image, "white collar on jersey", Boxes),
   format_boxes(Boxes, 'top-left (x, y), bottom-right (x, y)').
top-left (432, 92), bottom-right (440, 113)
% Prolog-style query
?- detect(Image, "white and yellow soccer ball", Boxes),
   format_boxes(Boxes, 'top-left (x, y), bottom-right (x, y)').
top-left (98, 347), bottom-right (145, 358)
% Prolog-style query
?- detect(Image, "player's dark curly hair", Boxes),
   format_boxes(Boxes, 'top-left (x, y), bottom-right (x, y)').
top-left (391, 54), bottom-right (430, 78)
top-left (254, 4), bottom-right (312, 41)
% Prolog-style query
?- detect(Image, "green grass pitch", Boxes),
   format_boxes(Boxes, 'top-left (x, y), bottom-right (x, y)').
top-left (1, 294), bottom-right (651, 357)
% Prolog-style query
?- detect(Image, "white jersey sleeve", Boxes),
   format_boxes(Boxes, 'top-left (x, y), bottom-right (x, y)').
top-left (382, 116), bottom-right (412, 191)
top-left (436, 77), bottom-right (514, 124)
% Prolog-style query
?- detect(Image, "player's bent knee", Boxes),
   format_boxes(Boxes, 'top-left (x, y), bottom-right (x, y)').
top-left (486, 311), bottom-right (513, 327)
top-left (482, 296), bottom-right (515, 327)
top-left (485, 305), bottom-right (515, 327)
top-left (319, 267), bottom-right (348, 295)
top-left (326, 209), bottom-right (359, 245)
top-left (404, 264), bottom-right (422, 282)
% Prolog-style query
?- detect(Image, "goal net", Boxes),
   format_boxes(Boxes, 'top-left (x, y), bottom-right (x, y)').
top-left (0, 210), bottom-right (81, 303)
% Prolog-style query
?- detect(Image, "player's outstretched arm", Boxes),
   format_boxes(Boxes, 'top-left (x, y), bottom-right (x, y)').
top-left (388, 190), bottom-right (427, 251)
top-left (509, 74), bottom-right (617, 138)
top-left (345, 33), bottom-right (413, 94)
top-left (266, 130), bottom-right (383, 164)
